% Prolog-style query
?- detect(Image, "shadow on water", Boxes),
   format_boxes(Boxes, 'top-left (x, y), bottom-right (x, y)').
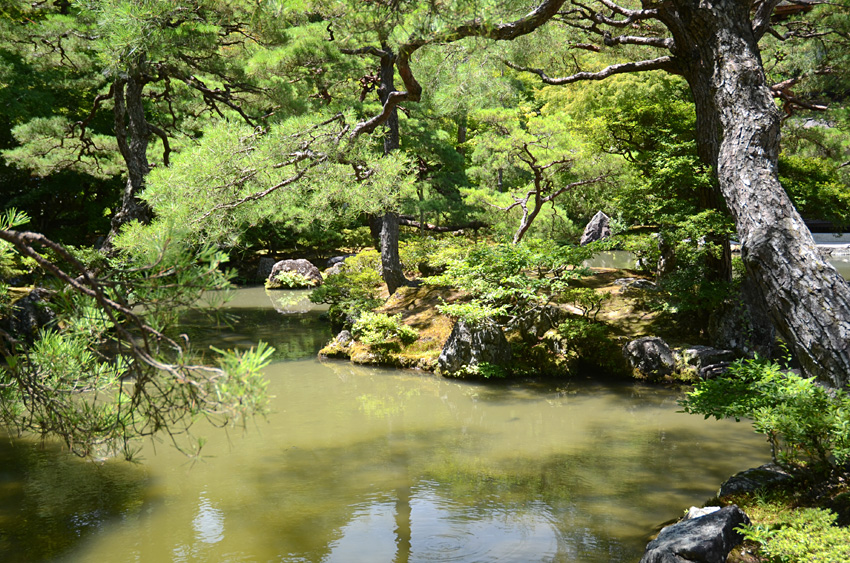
top-left (0, 438), bottom-right (151, 562)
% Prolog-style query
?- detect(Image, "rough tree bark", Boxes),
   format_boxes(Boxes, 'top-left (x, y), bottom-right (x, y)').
top-left (660, 0), bottom-right (850, 386)
top-left (106, 69), bottom-right (154, 245)
top-left (376, 45), bottom-right (410, 295)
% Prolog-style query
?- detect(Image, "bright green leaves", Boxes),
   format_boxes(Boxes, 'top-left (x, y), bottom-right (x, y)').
top-left (680, 357), bottom-right (850, 472)
top-left (143, 114), bottom-right (416, 247)
top-left (4, 116), bottom-right (122, 179)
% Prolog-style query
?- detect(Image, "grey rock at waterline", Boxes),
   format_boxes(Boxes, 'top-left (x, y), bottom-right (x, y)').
top-left (623, 337), bottom-right (676, 379)
top-left (256, 257), bottom-right (277, 282)
top-left (698, 362), bottom-right (733, 380)
top-left (437, 320), bottom-right (512, 376)
top-left (640, 505), bottom-right (750, 563)
top-left (718, 464), bottom-right (794, 498)
top-left (580, 211), bottom-right (611, 246)
top-left (267, 259), bottom-right (323, 288)
top-left (678, 346), bottom-right (735, 371)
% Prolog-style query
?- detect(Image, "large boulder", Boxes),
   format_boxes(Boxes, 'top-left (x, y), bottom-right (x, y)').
top-left (640, 505), bottom-right (750, 563)
top-left (718, 464), bottom-right (794, 498)
top-left (580, 211), bottom-right (611, 246)
top-left (266, 259), bottom-right (323, 289)
top-left (623, 337), bottom-right (676, 379)
top-left (437, 320), bottom-right (512, 376)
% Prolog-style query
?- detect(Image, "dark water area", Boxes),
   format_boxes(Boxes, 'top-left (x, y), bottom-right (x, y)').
top-left (0, 288), bottom-right (771, 562)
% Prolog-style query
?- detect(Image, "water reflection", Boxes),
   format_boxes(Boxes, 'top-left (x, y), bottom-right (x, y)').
top-left (1, 289), bottom-right (772, 562)
top-left (585, 249), bottom-right (850, 279)
top-left (0, 439), bottom-right (150, 562)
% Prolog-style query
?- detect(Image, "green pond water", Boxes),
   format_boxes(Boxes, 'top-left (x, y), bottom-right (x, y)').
top-left (1, 287), bottom-right (771, 562)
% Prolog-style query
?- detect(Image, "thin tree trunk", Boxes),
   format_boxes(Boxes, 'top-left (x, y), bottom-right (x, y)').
top-left (377, 45), bottom-right (409, 295)
top-left (664, 0), bottom-right (850, 386)
top-left (106, 69), bottom-right (153, 245)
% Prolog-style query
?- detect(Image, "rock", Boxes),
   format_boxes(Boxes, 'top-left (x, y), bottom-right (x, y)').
top-left (623, 337), bottom-right (676, 379)
top-left (686, 506), bottom-right (721, 520)
top-left (580, 211), bottom-right (611, 246)
top-left (335, 330), bottom-right (353, 347)
top-left (699, 362), bottom-right (732, 380)
top-left (266, 259), bottom-right (323, 289)
top-left (0, 288), bottom-right (56, 345)
top-left (437, 320), bottom-right (512, 376)
top-left (678, 346), bottom-right (735, 371)
top-left (718, 463), bottom-right (794, 498)
top-left (256, 257), bottom-right (277, 282)
top-left (656, 232), bottom-right (677, 279)
top-left (640, 505), bottom-right (750, 563)
top-left (708, 275), bottom-right (775, 358)
top-left (615, 277), bottom-right (657, 294)
top-left (326, 255), bottom-right (353, 269)
top-left (514, 305), bottom-right (568, 342)
top-left (417, 261), bottom-right (447, 277)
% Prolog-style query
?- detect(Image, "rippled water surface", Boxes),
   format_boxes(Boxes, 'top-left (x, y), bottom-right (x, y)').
top-left (1, 288), bottom-right (771, 562)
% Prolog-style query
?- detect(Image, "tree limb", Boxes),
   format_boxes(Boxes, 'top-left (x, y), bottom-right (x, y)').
top-left (503, 55), bottom-right (679, 85)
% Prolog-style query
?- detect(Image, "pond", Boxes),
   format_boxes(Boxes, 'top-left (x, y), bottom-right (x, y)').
top-left (586, 249), bottom-right (850, 280)
top-left (1, 288), bottom-right (771, 562)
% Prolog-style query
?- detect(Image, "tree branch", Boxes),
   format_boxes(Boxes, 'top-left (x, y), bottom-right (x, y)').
top-left (503, 55), bottom-right (678, 85)
top-left (350, 0), bottom-right (568, 139)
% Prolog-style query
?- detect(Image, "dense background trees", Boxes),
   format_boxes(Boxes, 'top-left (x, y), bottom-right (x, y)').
top-left (1, 0), bottom-right (849, 452)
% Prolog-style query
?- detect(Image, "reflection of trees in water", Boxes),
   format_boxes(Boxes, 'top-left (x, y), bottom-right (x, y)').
top-left (179, 307), bottom-right (331, 362)
top-left (0, 438), bottom-right (149, 562)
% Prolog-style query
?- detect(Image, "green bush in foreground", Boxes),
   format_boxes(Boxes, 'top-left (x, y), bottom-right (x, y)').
top-left (739, 507), bottom-right (850, 563)
top-left (352, 312), bottom-right (418, 347)
top-left (680, 357), bottom-right (850, 473)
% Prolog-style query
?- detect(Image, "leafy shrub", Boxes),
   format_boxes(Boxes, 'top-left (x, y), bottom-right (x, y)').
top-left (560, 287), bottom-right (608, 319)
top-left (680, 357), bottom-right (850, 472)
top-left (556, 316), bottom-right (622, 372)
top-left (265, 270), bottom-right (316, 289)
top-left (426, 239), bottom-right (603, 323)
top-left (310, 250), bottom-right (383, 330)
top-left (739, 508), bottom-right (850, 563)
top-left (352, 312), bottom-right (418, 347)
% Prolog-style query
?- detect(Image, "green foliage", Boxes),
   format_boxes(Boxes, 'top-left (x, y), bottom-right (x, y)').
top-left (555, 316), bottom-right (621, 372)
top-left (560, 287), bottom-right (607, 320)
top-left (680, 357), bottom-right (850, 472)
top-left (0, 208), bottom-right (33, 281)
top-left (265, 270), bottom-right (317, 289)
top-left (779, 154), bottom-right (850, 229)
top-left (352, 312), bottom-right (418, 347)
top-left (0, 221), bottom-right (275, 459)
top-left (739, 508), bottom-right (850, 563)
top-left (309, 249), bottom-right (383, 330)
top-left (436, 300), bottom-right (507, 327)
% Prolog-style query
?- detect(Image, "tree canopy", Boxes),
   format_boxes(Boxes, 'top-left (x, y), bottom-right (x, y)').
top-left (1, 0), bottom-right (849, 454)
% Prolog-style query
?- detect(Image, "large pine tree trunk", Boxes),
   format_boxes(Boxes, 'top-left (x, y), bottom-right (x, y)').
top-left (663, 0), bottom-right (850, 386)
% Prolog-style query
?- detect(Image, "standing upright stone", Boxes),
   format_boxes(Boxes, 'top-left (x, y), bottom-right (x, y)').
top-left (580, 211), bottom-right (611, 246)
